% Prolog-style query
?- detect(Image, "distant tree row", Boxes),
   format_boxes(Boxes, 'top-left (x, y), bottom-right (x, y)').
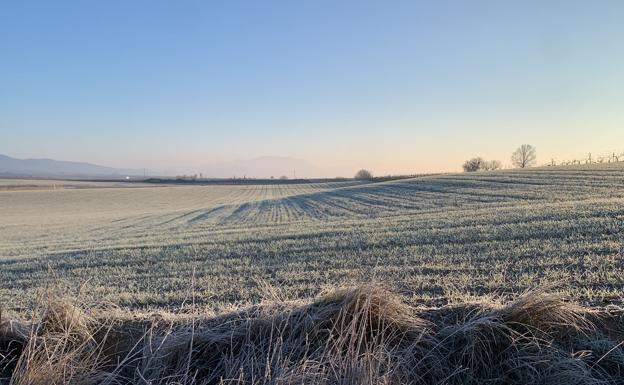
top-left (176, 174), bottom-right (199, 181)
top-left (355, 144), bottom-right (537, 179)
top-left (462, 144), bottom-right (536, 172)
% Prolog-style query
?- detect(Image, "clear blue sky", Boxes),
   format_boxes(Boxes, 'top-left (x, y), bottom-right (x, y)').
top-left (1, 0), bottom-right (623, 176)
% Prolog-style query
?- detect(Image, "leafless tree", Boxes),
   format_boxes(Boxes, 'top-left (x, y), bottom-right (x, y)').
top-left (279, 175), bottom-right (289, 180)
top-left (511, 144), bottom-right (537, 168)
top-left (482, 160), bottom-right (502, 171)
top-left (462, 157), bottom-right (484, 172)
top-left (354, 169), bottom-right (373, 180)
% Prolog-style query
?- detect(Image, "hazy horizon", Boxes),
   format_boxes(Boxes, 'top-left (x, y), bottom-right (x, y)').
top-left (2, 1), bottom-right (623, 177)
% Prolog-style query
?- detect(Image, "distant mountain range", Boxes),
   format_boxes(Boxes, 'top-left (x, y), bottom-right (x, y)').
top-left (0, 154), bottom-right (143, 178)
top-left (0, 154), bottom-right (324, 179)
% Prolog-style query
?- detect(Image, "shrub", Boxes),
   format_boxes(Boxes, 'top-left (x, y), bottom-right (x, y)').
top-left (463, 157), bottom-right (484, 172)
top-left (354, 169), bottom-right (373, 180)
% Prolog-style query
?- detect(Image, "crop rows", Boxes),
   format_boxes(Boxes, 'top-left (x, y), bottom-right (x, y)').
top-left (0, 164), bottom-right (623, 314)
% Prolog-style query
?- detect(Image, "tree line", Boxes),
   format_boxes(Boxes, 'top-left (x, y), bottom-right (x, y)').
top-left (354, 144), bottom-right (538, 180)
top-left (463, 144), bottom-right (536, 172)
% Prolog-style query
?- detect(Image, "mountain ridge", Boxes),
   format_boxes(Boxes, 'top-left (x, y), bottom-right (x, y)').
top-left (0, 154), bottom-right (325, 179)
top-left (0, 154), bottom-right (143, 177)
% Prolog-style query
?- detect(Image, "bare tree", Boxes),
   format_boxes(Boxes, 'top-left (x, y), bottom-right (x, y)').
top-left (354, 169), bottom-right (373, 180)
top-left (482, 160), bottom-right (502, 171)
top-left (462, 157), bottom-right (484, 172)
top-left (279, 175), bottom-right (289, 180)
top-left (511, 144), bottom-right (536, 168)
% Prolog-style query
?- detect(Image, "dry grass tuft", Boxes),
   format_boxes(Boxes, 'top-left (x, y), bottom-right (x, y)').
top-left (1, 284), bottom-right (623, 384)
top-left (0, 313), bottom-right (28, 382)
top-left (496, 288), bottom-right (594, 337)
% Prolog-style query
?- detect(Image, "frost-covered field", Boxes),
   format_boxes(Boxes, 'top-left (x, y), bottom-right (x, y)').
top-left (0, 178), bottom-right (143, 190)
top-left (1, 164), bottom-right (623, 313)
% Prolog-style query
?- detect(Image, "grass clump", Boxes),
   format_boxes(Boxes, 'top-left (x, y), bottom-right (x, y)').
top-left (1, 284), bottom-right (623, 384)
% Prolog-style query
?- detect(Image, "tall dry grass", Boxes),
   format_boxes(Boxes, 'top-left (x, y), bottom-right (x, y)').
top-left (1, 285), bottom-right (623, 384)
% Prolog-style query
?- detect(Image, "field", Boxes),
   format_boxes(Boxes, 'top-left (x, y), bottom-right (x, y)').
top-left (0, 178), bottom-right (149, 191)
top-left (1, 164), bottom-right (623, 313)
top-left (2, 164), bottom-right (624, 384)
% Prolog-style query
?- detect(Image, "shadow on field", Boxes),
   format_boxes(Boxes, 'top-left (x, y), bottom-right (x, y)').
top-left (1, 285), bottom-right (623, 384)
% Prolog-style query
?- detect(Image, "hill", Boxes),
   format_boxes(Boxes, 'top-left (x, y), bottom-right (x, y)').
top-left (0, 154), bottom-right (142, 177)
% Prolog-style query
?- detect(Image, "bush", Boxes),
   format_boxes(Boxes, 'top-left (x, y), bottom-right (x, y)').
top-left (463, 158), bottom-right (502, 172)
top-left (482, 160), bottom-right (502, 171)
top-left (355, 169), bottom-right (373, 180)
top-left (463, 158), bottom-right (484, 172)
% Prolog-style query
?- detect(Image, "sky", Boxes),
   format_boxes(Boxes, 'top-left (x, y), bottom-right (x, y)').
top-left (1, 0), bottom-right (623, 177)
